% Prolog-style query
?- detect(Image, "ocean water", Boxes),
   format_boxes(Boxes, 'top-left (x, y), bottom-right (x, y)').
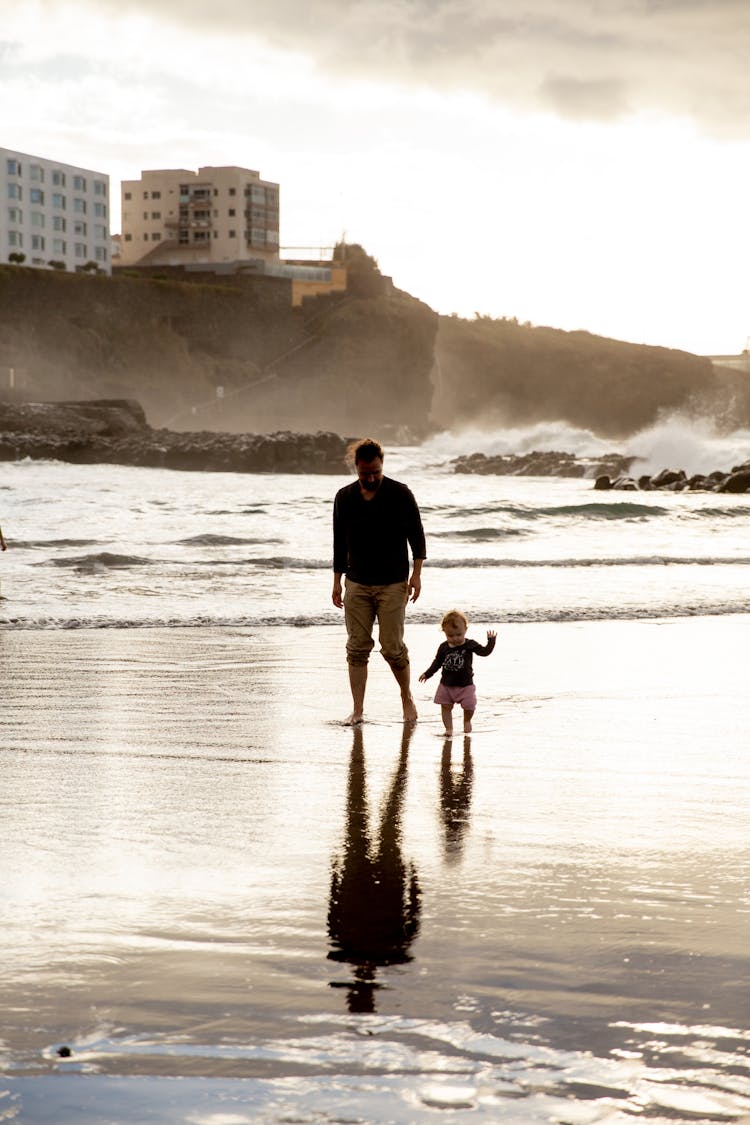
top-left (2, 418), bottom-right (750, 1124)
top-left (2, 419), bottom-right (750, 630)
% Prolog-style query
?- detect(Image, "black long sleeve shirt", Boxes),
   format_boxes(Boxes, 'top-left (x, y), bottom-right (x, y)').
top-left (332, 477), bottom-right (426, 586)
top-left (421, 636), bottom-right (496, 687)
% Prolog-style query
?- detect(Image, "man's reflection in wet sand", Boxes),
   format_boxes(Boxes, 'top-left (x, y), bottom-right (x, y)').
top-left (327, 725), bottom-right (421, 1013)
top-left (439, 735), bottom-right (473, 863)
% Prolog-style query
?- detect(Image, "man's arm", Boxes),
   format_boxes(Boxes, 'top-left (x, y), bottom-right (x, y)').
top-left (408, 556), bottom-right (422, 603)
top-left (404, 488), bottom-right (425, 603)
top-left (332, 490), bottom-right (347, 608)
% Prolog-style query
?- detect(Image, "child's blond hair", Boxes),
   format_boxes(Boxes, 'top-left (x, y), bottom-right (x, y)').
top-left (441, 609), bottom-right (468, 632)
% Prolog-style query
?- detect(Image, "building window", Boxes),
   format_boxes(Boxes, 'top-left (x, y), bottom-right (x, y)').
top-left (152, 232), bottom-right (161, 241)
top-left (151, 211), bottom-right (161, 219)
top-left (124, 191), bottom-right (132, 200)
top-left (8, 230), bottom-right (22, 247)
top-left (73, 220), bottom-right (87, 236)
top-left (53, 193), bottom-right (66, 209)
top-left (143, 233), bottom-right (149, 241)
top-left (53, 238), bottom-right (66, 254)
top-left (143, 191), bottom-right (149, 199)
top-left (94, 180), bottom-right (107, 196)
top-left (74, 243), bottom-right (87, 258)
top-left (73, 175), bottom-right (87, 191)
top-left (52, 170), bottom-right (66, 187)
top-left (31, 212), bottom-right (45, 228)
top-left (31, 234), bottom-right (45, 251)
top-left (193, 230), bottom-right (209, 242)
top-left (124, 233), bottom-right (132, 241)
top-left (30, 164), bottom-right (44, 182)
top-left (7, 183), bottom-right (22, 201)
top-left (94, 202), bottom-right (107, 218)
top-left (95, 246), bottom-right (108, 262)
top-left (94, 224), bottom-right (107, 240)
top-left (73, 198), bottom-right (87, 214)
top-left (30, 188), bottom-right (45, 204)
top-left (143, 211), bottom-right (149, 220)
top-left (53, 216), bottom-right (66, 232)
top-left (228, 187), bottom-right (236, 196)
top-left (8, 207), bottom-right (22, 223)
top-left (151, 190), bottom-right (161, 199)
top-left (228, 208), bottom-right (236, 217)
top-left (228, 230), bottom-right (236, 238)
top-left (6, 158), bottom-right (21, 175)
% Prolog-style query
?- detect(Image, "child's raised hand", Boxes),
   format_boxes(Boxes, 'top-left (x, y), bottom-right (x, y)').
top-left (487, 629), bottom-right (497, 641)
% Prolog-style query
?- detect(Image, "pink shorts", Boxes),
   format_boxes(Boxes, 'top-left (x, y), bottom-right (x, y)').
top-left (434, 683), bottom-right (477, 710)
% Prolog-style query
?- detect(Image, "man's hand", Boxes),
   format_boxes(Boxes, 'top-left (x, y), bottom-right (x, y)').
top-left (408, 571), bottom-right (421, 603)
top-left (332, 576), bottom-right (344, 609)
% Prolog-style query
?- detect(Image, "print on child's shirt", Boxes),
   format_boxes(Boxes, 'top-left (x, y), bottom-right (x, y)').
top-left (443, 650), bottom-right (466, 673)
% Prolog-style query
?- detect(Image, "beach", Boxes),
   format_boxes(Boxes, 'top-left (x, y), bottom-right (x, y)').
top-left (3, 618), bottom-right (750, 1122)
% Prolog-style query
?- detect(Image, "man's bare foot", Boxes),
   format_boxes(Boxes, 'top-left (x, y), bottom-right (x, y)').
top-left (343, 712), bottom-right (364, 726)
top-left (443, 727), bottom-right (454, 737)
top-left (402, 695), bottom-right (418, 725)
top-left (463, 720), bottom-right (472, 733)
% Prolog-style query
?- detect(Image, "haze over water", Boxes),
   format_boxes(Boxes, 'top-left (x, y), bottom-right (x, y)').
top-left (2, 418), bottom-right (749, 1122)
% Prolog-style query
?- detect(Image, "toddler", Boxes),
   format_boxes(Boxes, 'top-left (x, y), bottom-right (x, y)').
top-left (419, 610), bottom-right (496, 734)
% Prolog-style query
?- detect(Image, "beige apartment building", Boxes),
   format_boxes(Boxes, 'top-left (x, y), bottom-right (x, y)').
top-left (119, 166), bottom-right (279, 268)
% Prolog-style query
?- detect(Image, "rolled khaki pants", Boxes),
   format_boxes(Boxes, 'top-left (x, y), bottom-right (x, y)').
top-left (344, 579), bottom-right (409, 669)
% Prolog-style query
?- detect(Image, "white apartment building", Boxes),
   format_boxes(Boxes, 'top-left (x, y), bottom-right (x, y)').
top-left (119, 166), bottom-right (280, 268)
top-left (1, 147), bottom-right (111, 274)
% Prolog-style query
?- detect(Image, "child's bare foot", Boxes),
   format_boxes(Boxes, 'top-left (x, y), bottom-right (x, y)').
top-left (343, 712), bottom-right (364, 726)
top-left (463, 719), bottom-right (472, 733)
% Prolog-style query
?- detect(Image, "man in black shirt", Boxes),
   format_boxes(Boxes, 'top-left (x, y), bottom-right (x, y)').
top-left (332, 438), bottom-right (426, 725)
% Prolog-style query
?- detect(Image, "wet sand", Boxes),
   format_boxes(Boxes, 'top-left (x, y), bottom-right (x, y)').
top-left (2, 619), bottom-right (750, 1122)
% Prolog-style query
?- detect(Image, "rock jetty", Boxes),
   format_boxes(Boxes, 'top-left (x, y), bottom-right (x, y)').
top-left (451, 448), bottom-right (750, 493)
top-left (452, 450), bottom-right (635, 479)
top-left (594, 464), bottom-right (750, 493)
top-left (0, 399), bottom-right (349, 474)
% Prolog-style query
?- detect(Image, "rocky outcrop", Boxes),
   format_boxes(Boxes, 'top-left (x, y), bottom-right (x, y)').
top-left (452, 450), bottom-right (634, 479)
top-left (0, 399), bottom-right (349, 473)
top-left (594, 461), bottom-right (750, 493)
top-left (450, 444), bottom-right (750, 493)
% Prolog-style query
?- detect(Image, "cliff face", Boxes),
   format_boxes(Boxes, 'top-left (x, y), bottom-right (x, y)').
top-left (0, 264), bottom-right (438, 438)
top-left (1, 263), bottom-right (746, 443)
top-left (432, 316), bottom-right (749, 439)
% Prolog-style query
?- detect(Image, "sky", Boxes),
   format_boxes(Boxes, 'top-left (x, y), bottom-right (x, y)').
top-left (1, 0), bottom-right (749, 355)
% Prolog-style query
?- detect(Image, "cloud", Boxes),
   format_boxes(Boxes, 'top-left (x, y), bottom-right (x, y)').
top-left (49, 0), bottom-right (750, 136)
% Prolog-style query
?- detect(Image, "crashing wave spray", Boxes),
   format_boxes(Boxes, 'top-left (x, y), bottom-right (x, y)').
top-left (625, 413), bottom-right (750, 476)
